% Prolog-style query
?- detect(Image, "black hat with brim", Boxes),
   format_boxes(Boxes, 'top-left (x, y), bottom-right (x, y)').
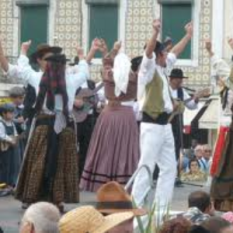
top-left (131, 56), bottom-right (143, 72)
top-left (30, 44), bottom-right (62, 64)
top-left (45, 54), bottom-right (70, 64)
top-left (169, 68), bottom-right (188, 79)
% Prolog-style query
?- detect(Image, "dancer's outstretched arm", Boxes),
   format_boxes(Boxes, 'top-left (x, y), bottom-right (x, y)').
top-left (171, 22), bottom-right (193, 57)
top-left (145, 19), bottom-right (160, 58)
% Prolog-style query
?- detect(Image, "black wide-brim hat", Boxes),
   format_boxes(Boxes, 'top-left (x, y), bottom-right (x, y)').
top-left (30, 44), bottom-right (62, 64)
top-left (45, 54), bottom-right (70, 64)
top-left (169, 68), bottom-right (188, 79)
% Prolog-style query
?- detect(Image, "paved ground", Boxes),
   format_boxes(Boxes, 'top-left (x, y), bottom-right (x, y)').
top-left (0, 183), bottom-right (210, 233)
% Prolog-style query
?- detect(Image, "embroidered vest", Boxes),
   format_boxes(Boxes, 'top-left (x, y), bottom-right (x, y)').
top-left (142, 70), bottom-right (165, 120)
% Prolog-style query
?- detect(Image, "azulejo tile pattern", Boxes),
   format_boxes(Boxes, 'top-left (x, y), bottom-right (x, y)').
top-left (0, 0), bottom-right (212, 86)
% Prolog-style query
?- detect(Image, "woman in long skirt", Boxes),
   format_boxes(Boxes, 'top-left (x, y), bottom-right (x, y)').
top-left (80, 41), bottom-right (142, 192)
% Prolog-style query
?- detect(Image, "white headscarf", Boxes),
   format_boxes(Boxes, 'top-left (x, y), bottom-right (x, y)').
top-left (112, 53), bottom-right (131, 97)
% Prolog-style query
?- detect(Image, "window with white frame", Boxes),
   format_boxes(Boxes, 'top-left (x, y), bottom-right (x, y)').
top-left (159, 0), bottom-right (199, 66)
top-left (16, 0), bottom-right (49, 56)
top-left (84, 0), bottom-right (125, 60)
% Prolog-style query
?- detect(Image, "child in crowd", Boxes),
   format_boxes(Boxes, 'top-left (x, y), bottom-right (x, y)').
top-left (9, 86), bottom-right (26, 160)
top-left (0, 103), bottom-right (20, 192)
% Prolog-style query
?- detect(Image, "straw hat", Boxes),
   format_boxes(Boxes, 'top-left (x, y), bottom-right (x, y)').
top-left (96, 181), bottom-right (147, 216)
top-left (59, 206), bottom-right (133, 233)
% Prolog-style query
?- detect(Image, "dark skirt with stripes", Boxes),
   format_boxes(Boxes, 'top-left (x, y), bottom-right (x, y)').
top-left (80, 105), bottom-right (140, 192)
top-left (15, 115), bottom-right (79, 204)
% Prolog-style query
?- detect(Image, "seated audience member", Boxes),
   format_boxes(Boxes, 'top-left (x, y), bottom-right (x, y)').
top-left (202, 144), bottom-right (212, 173)
top-left (159, 217), bottom-right (191, 233)
top-left (201, 217), bottom-right (233, 233)
top-left (222, 212), bottom-right (233, 223)
top-left (19, 202), bottom-right (60, 233)
top-left (194, 145), bottom-right (206, 172)
top-left (181, 159), bottom-right (207, 182)
top-left (95, 182), bottom-right (146, 233)
top-left (59, 206), bottom-right (133, 233)
top-left (182, 191), bottom-right (214, 224)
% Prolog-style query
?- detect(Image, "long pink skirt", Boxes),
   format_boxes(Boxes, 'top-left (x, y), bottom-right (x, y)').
top-left (80, 105), bottom-right (139, 192)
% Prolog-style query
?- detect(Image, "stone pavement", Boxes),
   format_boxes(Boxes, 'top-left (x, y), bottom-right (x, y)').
top-left (0, 184), bottom-right (210, 233)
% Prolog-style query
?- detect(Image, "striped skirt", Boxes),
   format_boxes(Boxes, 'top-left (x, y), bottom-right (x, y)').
top-left (80, 105), bottom-right (140, 192)
top-left (15, 115), bottom-right (79, 204)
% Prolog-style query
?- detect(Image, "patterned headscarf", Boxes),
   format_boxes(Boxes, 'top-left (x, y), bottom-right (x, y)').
top-left (35, 61), bottom-right (69, 120)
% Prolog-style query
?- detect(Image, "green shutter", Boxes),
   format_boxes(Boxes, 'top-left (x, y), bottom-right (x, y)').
top-left (162, 4), bottom-right (192, 59)
top-left (89, 4), bottom-right (118, 58)
top-left (20, 5), bottom-right (48, 56)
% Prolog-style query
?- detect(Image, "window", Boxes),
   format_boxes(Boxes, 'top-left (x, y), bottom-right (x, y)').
top-left (89, 4), bottom-right (118, 58)
top-left (16, 0), bottom-right (49, 56)
top-left (161, 2), bottom-right (192, 60)
top-left (84, 0), bottom-right (124, 61)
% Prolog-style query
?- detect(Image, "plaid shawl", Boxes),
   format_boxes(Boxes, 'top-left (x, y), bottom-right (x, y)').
top-left (35, 62), bottom-right (69, 120)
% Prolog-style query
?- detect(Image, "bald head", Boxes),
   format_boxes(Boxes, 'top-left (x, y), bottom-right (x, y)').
top-left (20, 202), bottom-right (60, 233)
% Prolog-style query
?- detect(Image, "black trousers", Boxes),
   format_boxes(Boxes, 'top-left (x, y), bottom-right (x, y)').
top-left (77, 114), bottom-right (98, 178)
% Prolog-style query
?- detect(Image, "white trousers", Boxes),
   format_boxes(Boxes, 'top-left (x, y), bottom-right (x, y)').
top-left (132, 122), bottom-right (177, 209)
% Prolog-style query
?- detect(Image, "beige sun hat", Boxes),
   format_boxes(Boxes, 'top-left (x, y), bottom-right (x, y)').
top-left (59, 206), bottom-right (133, 233)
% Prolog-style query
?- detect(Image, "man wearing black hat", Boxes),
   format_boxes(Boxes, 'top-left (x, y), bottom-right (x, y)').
top-left (132, 19), bottom-right (193, 214)
top-left (169, 68), bottom-right (199, 186)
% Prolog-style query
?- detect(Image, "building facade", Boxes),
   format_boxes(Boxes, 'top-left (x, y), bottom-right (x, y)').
top-left (0, 0), bottom-right (231, 88)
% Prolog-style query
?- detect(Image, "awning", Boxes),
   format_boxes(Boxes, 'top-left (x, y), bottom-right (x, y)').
top-left (183, 101), bottom-right (205, 126)
top-left (199, 97), bottom-right (220, 129)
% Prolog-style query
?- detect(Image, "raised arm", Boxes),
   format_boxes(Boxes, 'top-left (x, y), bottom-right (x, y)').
top-left (206, 39), bottom-right (230, 80)
top-left (0, 38), bottom-right (9, 72)
top-left (145, 19), bottom-right (160, 58)
top-left (109, 41), bottom-right (122, 60)
top-left (86, 38), bottom-right (101, 63)
top-left (171, 22), bottom-right (193, 57)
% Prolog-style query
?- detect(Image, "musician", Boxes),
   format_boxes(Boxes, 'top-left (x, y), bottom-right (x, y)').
top-left (0, 103), bottom-right (20, 190)
top-left (169, 68), bottom-right (199, 186)
top-left (74, 79), bottom-right (105, 178)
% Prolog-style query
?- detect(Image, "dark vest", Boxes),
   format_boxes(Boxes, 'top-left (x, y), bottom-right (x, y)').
top-left (23, 84), bottom-right (36, 120)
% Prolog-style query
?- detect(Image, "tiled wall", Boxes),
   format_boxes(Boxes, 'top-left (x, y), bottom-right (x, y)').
top-left (0, 0), bottom-right (213, 88)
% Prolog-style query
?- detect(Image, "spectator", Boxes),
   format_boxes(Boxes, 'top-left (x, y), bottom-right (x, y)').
top-left (0, 103), bottom-right (20, 189)
top-left (19, 202), bottom-right (60, 233)
top-left (95, 181), bottom-right (146, 233)
top-left (182, 191), bottom-right (214, 224)
top-left (201, 217), bottom-right (233, 233)
top-left (59, 206), bottom-right (133, 233)
top-left (9, 86), bottom-right (26, 161)
top-left (181, 159), bottom-right (207, 182)
top-left (159, 217), bottom-right (191, 233)
top-left (202, 145), bottom-right (212, 172)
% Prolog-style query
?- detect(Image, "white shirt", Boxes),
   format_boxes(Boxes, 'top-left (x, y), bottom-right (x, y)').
top-left (138, 52), bottom-right (177, 113)
top-left (0, 118), bottom-right (18, 143)
top-left (170, 88), bottom-right (198, 110)
top-left (7, 55), bottom-right (89, 113)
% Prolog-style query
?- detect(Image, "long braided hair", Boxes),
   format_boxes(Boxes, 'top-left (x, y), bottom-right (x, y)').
top-left (35, 60), bottom-right (69, 120)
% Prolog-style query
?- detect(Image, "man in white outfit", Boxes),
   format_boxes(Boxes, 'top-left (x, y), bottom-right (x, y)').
top-left (132, 19), bottom-right (193, 214)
